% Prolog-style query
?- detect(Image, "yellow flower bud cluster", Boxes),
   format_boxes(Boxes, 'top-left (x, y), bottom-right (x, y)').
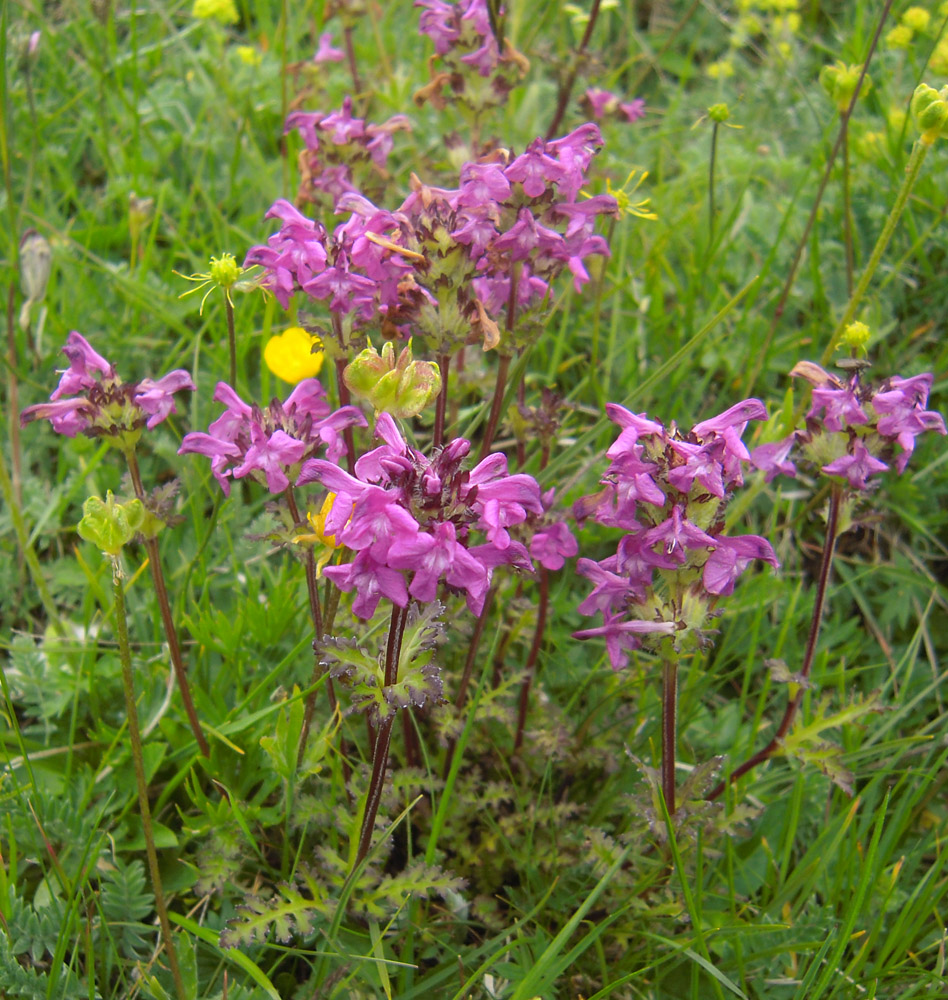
top-left (819, 61), bottom-right (871, 113)
top-left (887, 5), bottom-right (941, 53)
top-left (710, 0), bottom-right (801, 81)
top-left (911, 83), bottom-right (948, 144)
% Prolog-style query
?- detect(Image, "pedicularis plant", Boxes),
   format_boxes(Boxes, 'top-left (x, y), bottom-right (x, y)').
top-left (5, 1), bottom-right (948, 998)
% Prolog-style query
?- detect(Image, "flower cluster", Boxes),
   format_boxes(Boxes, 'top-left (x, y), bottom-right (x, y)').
top-left (297, 413), bottom-right (549, 618)
top-left (178, 379), bottom-right (366, 495)
top-left (574, 400), bottom-right (779, 670)
top-left (753, 361), bottom-right (946, 491)
top-left (414, 0), bottom-right (529, 114)
top-left (20, 332), bottom-right (194, 446)
top-left (245, 124), bottom-right (617, 356)
top-left (285, 97), bottom-right (411, 207)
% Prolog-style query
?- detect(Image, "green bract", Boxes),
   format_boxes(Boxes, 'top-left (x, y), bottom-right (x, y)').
top-left (77, 492), bottom-right (144, 556)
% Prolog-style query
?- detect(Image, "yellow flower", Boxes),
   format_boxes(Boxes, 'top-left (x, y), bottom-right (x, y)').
top-left (294, 494), bottom-right (345, 576)
top-left (707, 58), bottom-right (735, 80)
top-left (264, 327), bottom-right (325, 383)
top-left (236, 45), bottom-right (262, 66)
top-left (901, 6), bottom-right (931, 32)
top-left (588, 170), bottom-right (658, 221)
top-left (192, 0), bottom-right (238, 24)
top-left (886, 25), bottom-right (914, 50)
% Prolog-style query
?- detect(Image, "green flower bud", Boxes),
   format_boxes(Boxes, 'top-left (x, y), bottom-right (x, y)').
top-left (209, 252), bottom-right (240, 288)
top-left (840, 320), bottom-right (871, 352)
top-left (820, 62), bottom-right (870, 112)
top-left (708, 103), bottom-right (730, 123)
top-left (911, 83), bottom-right (948, 143)
top-left (344, 340), bottom-right (442, 418)
top-left (18, 229), bottom-right (52, 330)
top-left (77, 492), bottom-right (144, 557)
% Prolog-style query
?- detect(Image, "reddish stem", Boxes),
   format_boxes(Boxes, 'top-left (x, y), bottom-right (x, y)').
top-left (708, 485), bottom-right (843, 801)
top-left (433, 352), bottom-right (450, 449)
top-left (513, 568), bottom-right (549, 751)
top-left (126, 452), bottom-right (209, 758)
top-left (662, 659), bottom-right (678, 815)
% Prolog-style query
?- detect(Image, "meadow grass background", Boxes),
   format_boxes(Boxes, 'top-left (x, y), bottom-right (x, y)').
top-left (1, 0), bottom-right (948, 997)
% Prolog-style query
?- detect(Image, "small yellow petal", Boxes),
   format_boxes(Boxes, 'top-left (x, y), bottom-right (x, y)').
top-left (264, 327), bottom-right (325, 383)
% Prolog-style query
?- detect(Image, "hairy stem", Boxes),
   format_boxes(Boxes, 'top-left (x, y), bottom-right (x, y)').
top-left (334, 353), bottom-right (357, 475)
top-left (545, 0), bottom-right (602, 139)
top-left (479, 354), bottom-right (511, 461)
top-left (356, 603), bottom-right (408, 865)
top-left (225, 294), bottom-right (237, 388)
top-left (841, 116), bottom-right (854, 299)
top-left (6, 279), bottom-right (21, 508)
top-left (708, 121), bottom-right (719, 247)
top-left (442, 588), bottom-right (494, 780)
top-left (343, 25), bottom-right (362, 96)
top-left (708, 485), bottom-right (843, 801)
top-left (741, 0), bottom-right (890, 395)
top-left (285, 485), bottom-right (338, 768)
top-left (513, 567), bottom-right (549, 751)
top-left (433, 352), bottom-right (450, 449)
top-left (822, 138), bottom-right (929, 364)
top-left (662, 658), bottom-right (678, 815)
top-left (111, 559), bottom-right (186, 1000)
top-left (125, 450), bottom-right (209, 757)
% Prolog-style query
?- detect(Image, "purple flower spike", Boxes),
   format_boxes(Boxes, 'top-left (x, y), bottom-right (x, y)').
top-left (703, 535), bottom-right (779, 596)
top-left (22, 332), bottom-right (193, 442)
top-left (822, 440), bottom-right (889, 490)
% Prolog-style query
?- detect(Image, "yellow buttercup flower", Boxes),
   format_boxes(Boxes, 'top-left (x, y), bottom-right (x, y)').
top-left (901, 6), bottom-right (931, 33)
top-left (264, 327), bottom-right (325, 383)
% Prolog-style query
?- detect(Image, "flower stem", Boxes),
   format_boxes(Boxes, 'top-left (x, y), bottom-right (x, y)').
top-left (225, 294), bottom-right (237, 388)
top-left (110, 558), bottom-right (186, 1000)
top-left (545, 0), bottom-right (602, 139)
top-left (740, 0), bottom-right (890, 395)
top-left (334, 354), bottom-right (357, 475)
top-left (356, 602), bottom-right (408, 865)
top-left (433, 352), bottom-right (450, 449)
top-left (841, 116), bottom-right (854, 298)
top-left (343, 25), bottom-right (362, 96)
top-left (442, 587), bottom-right (494, 780)
top-left (708, 121), bottom-right (719, 247)
top-left (513, 567), bottom-right (549, 751)
top-left (285, 486), bottom-right (338, 768)
top-left (822, 138), bottom-right (929, 364)
top-left (662, 658), bottom-right (678, 815)
top-left (6, 278), bottom-right (22, 508)
top-left (708, 484), bottom-right (843, 801)
top-left (479, 354), bottom-right (511, 461)
top-left (125, 450), bottom-right (209, 757)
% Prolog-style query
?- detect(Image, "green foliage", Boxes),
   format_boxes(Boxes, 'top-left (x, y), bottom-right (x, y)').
top-left (2, 0), bottom-right (948, 997)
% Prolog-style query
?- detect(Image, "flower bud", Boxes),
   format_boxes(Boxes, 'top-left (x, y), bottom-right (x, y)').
top-left (18, 229), bottom-right (51, 330)
top-left (820, 62), bottom-right (870, 112)
top-left (708, 103), bottom-right (730, 123)
top-left (209, 252), bottom-right (240, 288)
top-left (911, 83), bottom-right (948, 143)
top-left (77, 492), bottom-right (144, 557)
top-left (344, 339), bottom-right (442, 418)
top-left (840, 321), bottom-right (871, 353)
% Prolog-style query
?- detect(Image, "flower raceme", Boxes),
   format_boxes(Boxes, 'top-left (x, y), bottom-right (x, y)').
top-left (752, 362), bottom-right (946, 490)
top-left (296, 413), bottom-right (556, 618)
top-left (178, 379), bottom-right (366, 496)
top-left (20, 332), bottom-right (194, 447)
top-left (574, 399), bottom-right (779, 670)
top-left (245, 123), bottom-right (617, 355)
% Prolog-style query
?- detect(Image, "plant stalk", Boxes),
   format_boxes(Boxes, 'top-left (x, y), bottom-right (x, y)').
top-left (708, 484), bottom-right (843, 800)
top-left (355, 602), bottom-right (408, 865)
top-left (126, 451), bottom-right (209, 757)
top-left (433, 352), bottom-right (450, 449)
top-left (110, 559), bottom-right (186, 1000)
top-left (822, 138), bottom-right (930, 363)
top-left (225, 294), bottom-right (237, 388)
top-left (513, 567), bottom-right (549, 751)
top-left (662, 658), bottom-right (678, 815)
top-left (545, 0), bottom-right (602, 139)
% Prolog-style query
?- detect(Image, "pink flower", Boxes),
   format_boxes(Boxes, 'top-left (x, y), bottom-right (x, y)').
top-left (313, 31), bottom-right (345, 64)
